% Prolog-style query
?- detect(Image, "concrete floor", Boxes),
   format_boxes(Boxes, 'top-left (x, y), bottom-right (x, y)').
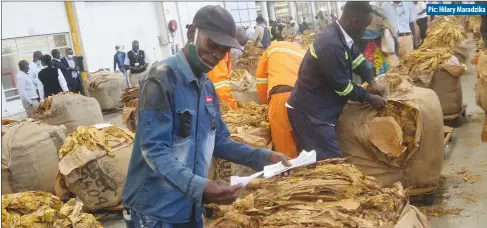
top-left (5, 36), bottom-right (486, 228)
top-left (425, 36), bottom-right (487, 227)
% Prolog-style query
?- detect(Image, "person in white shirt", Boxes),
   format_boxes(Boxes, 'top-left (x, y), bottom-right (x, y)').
top-left (414, 1), bottom-right (428, 44)
top-left (251, 16), bottom-right (271, 48)
top-left (16, 60), bottom-right (40, 117)
top-left (37, 55), bottom-right (69, 100)
top-left (28, 51), bottom-right (43, 91)
top-left (380, 1), bottom-right (418, 58)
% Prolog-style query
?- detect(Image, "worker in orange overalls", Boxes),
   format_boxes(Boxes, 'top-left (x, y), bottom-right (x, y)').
top-left (208, 27), bottom-right (248, 110)
top-left (255, 41), bottom-right (305, 158)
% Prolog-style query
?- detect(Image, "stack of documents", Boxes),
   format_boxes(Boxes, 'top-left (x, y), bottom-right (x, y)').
top-left (230, 150), bottom-right (317, 186)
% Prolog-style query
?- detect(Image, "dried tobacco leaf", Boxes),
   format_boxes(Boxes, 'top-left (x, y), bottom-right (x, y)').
top-left (209, 159), bottom-right (407, 228)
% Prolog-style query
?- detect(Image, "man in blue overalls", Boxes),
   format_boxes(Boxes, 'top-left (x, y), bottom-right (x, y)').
top-left (122, 5), bottom-right (291, 228)
top-left (287, 1), bottom-right (387, 161)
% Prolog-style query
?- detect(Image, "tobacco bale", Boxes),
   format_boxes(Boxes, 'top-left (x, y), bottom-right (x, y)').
top-left (121, 87), bottom-right (139, 132)
top-left (32, 93), bottom-right (103, 135)
top-left (87, 70), bottom-right (126, 110)
top-left (56, 125), bottom-right (134, 211)
top-left (337, 73), bottom-right (444, 188)
top-left (1, 121), bottom-right (66, 194)
top-left (210, 160), bottom-right (411, 228)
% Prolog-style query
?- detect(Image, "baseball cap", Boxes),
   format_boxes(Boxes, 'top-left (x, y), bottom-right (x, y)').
top-left (193, 5), bottom-right (243, 50)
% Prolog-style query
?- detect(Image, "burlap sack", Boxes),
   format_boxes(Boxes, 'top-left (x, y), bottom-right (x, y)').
top-left (337, 80), bottom-right (444, 188)
top-left (1, 121), bottom-right (66, 194)
top-left (33, 93), bottom-right (103, 135)
top-left (87, 71), bottom-right (125, 110)
top-left (411, 56), bottom-right (465, 116)
top-left (56, 137), bottom-right (133, 211)
top-left (394, 203), bottom-right (430, 228)
top-left (476, 50), bottom-right (487, 142)
top-left (452, 41), bottom-right (469, 64)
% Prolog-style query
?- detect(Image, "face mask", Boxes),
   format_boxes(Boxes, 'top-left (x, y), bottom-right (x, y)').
top-left (35, 60), bottom-right (42, 67)
top-left (188, 28), bottom-right (213, 73)
top-left (67, 55), bottom-right (74, 59)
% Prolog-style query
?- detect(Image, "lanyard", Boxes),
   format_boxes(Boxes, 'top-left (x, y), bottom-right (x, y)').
top-left (133, 51), bottom-right (139, 62)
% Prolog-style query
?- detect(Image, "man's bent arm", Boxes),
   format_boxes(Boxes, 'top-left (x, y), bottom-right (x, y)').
top-left (212, 98), bottom-right (272, 171)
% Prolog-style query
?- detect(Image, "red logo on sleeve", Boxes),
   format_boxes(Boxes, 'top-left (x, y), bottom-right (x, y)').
top-left (206, 96), bottom-right (213, 103)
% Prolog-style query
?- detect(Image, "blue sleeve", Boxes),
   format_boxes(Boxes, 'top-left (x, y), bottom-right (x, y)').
top-left (350, 44), bottom-right (375, 81)
top-left (212, 97), bottom-right (272, 171)
top-left (313, 45), bottom-right (368, 102)
top-left (137, 71), bottom-right (207, 203)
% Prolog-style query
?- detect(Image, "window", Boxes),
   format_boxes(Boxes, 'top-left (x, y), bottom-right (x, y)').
top-left (296, 2), bottom-right (313, 24)
top-left (1, 33), bottom-right (72, 101)
top-left (228, 1), bottom-right (258, 29)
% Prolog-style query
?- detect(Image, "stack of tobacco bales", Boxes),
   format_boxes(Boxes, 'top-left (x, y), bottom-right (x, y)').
top-left (209, 159), bottom-right (429, 228)
top-left (32, 92), bottom-right (103, 135)
top-left (423, 16), bottom-right (469, 63)
top-left (121, 86), bottom-right (139, 133)
top-left (86, 70), bottom-right (126, 110)
top-left (399, 47), bottom-right (466, 117)
top-left (55, 125), bottom-right (134, 211)
top-left (2, 191), bottom-right (102, 227)
top-left (337, 73), bottom-right (444, 195)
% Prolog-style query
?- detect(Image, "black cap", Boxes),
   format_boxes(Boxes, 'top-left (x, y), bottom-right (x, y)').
top-left (193, 5), bottom-right (242, 50)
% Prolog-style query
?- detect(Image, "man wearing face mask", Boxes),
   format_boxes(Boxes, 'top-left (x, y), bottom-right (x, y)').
top-left (28, 51), bottom-right (44, 93)
top-left (122, 5), bottom-right (292, 228)
top-left (286, 1), bottom-right (386, 161)
top-left (61, 48), bottom-right (85, 95)
top-left (124, 40), bottom-right (149, 87)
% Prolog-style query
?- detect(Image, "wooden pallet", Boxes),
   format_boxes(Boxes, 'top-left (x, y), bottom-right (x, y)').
top-left (407, 186), bottom-right (437, 205)
top-left (443, 104), bottom-right (467, 127)
top-left (102, 107), bottom-right (123, 115)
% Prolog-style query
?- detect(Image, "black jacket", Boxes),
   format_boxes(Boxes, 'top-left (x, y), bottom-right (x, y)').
top-left (288, 22), bottom-right (375, 125)
top-left (38, 67), bottom-right (63, 98)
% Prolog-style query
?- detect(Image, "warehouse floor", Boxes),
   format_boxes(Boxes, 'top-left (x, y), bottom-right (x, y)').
top-left (4, 35), bottom-right (486, 228)
top-left (424, 35), bottom-right (487, 227)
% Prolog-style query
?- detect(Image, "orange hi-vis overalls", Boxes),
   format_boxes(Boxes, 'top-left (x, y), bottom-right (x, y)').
top-left (207, 52), bottom-right (238, 110)
top-left (255, 41), bottom-right (305, 158)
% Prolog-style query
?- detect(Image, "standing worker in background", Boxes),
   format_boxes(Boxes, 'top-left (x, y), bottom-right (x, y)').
top-left (251, 16), bottom-right (271, 49)
top-left (16, 60), bottom-right (40, 117)
top-left (230, 27), bottom-right (249, 69)
top-left (29, 51), bottom-right (44, 94)
top-left (124, 40), bottom-right (149, 87)
top-left (51, 49), bottom-right (70, 90)
top-left (122, 5), bottom-right (291, 227)
top-left (380, 1), bottom-right (418, 58)
top-left (255, 41), bottom-right (305, 158)
top-left (114, 45), bottom-right (131, 88)
top-left (207, 27), bottom-right (248, 110)
top-left (287, 1), bottom-right (386, 161)
top-left (37, 55), bottom-right (69, 99)
top-left (61, 48), bottom-right (85, 95)
top-left (414, 1), bottom-right (428, 45)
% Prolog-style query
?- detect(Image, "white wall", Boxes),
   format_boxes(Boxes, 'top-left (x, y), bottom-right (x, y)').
top-left (74, 2), bottom-right (163, 72)
top-left (1, 2), bottom-right (70, 39)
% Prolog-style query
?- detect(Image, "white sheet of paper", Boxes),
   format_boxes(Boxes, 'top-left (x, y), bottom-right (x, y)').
top-left (229, 150), bottom-right (317, 187)
top-left (93, 123), bottom-right (113, 129)
top-left (230, 171), bottom-right (263, 186)
top-left (263, 150), bottom-right (316, 178)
